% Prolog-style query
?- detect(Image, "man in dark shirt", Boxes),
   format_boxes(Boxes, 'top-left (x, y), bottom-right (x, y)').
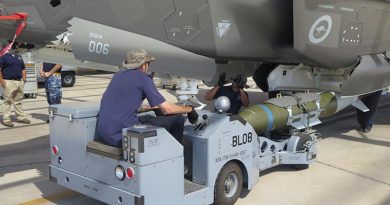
top-left (40, 62), bottom-right (62, 123)
top-left (96, 49), bottom-right (198, 147)
top-left (356, 90), bottom-right (383, 133)
top-left (0, 50), bottom-right (31, 127)
top-left (205, 73), bottom-right (249, 114)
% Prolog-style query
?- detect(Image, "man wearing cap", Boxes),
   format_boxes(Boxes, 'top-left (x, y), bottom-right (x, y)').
top-left (205, 73), bottom-right (249, 114)
top-left (96, 49), bottom-right (198, 147)
top-left (0, 49), bottom-right (31, 127)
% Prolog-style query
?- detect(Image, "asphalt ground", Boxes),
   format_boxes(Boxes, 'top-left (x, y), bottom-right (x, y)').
top-left (0, 72), bottom-right (389, 205)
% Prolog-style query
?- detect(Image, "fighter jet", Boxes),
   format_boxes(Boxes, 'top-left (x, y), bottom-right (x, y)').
top-left (0, 0), bottom-right (390, 96)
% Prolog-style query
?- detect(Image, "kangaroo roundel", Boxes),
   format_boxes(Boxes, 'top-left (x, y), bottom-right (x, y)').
top-left (309, 15), bottom-right (333, 44)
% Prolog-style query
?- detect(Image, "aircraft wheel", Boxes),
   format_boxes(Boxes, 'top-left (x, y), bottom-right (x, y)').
top-left (291, 134), bottom-right (312, 170)
top-left (214, 162), bottom-right (243, 205)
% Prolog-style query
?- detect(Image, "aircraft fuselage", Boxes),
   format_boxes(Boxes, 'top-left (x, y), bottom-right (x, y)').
top-left (1, 0), bottom-right (390, 69)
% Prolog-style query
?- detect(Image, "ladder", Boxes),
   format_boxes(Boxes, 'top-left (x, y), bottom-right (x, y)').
top-left (23, 62), bottom-right (38, 98)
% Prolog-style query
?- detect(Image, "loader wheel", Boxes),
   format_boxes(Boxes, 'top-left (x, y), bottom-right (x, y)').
top-left (214, 162), bottom-right (243, 205)
top-left (61, 71), bottom-right (76, 87)
top-left (292, 134), bottom-right (312, 170)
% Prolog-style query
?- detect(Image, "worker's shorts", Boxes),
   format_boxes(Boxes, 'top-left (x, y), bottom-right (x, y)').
top-left (45, 74), bottom-right (62, 105)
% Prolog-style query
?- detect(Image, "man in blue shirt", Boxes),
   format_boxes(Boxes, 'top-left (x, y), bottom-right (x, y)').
top-left (0, 49), bottom-right (31, 127)
top-left (205, 73), bottom-right (249, 114)
top-left (97, 49), bottom-right (198, 147)
top-left (40, 62), bottom-right (62, 123)
top-left (40, 62), bottom-right (62, 105)
top-left (356, 90), bottom-right (383, 133)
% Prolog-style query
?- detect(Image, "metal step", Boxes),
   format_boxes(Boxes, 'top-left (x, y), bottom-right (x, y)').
top-left (184, 179), bottom-right (206, 195)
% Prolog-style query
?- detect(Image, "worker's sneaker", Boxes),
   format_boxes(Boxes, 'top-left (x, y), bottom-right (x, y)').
top-left (1, 120), bottom-right (14, 127)
top-left (17, 118), bottom-right (31, 124)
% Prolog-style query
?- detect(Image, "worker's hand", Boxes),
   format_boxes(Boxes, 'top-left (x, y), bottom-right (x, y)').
top-left (44, 72), bottom-right (51, 78)
top-left (217, 72), bottom-right (228, 87)
top-left (234, 74), bottom-right (248, 89)
top-left (40, 71), bottom-right (45, 77)
top-left (238, 81), bottom-right (248, 89)
top-left (187, 106), bottom-right (199, 124)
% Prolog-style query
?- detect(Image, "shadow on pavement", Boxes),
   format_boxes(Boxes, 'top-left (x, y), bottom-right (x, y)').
top-left (0, 135), bottom-right (49, 186)
top-left (31, 113), bottom-right (50, 122)
top-left (0, 134), bottom-right (75, 204)
top-left (381, 195), bottom-right (390, 205)
top-left (318, 104), bottom-right (390, 147)
top-left (239, 165), bottom-right (304, 198)
top-left (259, 165), bottom-right (300, 177)
top-left (331, 134), bottom-right (390, 148)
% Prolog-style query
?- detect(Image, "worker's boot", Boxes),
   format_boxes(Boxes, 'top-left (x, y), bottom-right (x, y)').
top-left (1, 120), bottom-right (14, 127)
top-left (17, 118), bottom-right (31, 124)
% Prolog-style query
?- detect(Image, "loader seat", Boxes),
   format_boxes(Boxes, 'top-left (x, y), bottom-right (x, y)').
top-left (87, 111), bottom-right (156, 160)
top-left (86, 139), bottom-right (123, 160)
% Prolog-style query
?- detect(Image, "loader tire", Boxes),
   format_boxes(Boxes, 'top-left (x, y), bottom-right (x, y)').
top-left (214, 162), bottom-right (243, 205)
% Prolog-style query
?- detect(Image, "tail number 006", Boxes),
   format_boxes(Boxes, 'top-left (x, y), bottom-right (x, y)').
top-left (88, 41), bottom-right (110, 55)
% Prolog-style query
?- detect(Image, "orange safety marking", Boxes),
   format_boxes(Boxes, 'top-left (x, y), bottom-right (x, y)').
top-left (0, 13), bottom-right (28, 56)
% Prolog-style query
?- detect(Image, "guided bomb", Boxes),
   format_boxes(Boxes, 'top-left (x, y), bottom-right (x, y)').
top-left (239, 92), bottom-right (357, 135)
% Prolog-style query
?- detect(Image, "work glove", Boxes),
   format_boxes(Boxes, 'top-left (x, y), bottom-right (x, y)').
top-left (233, 74), bottom-right (249, 89)
top-left (217, 72), bottom-right (228, 87)
top-left (154, 108), bottom-right (165, 116)
top-left (187, 106), bottom-right (199, 124)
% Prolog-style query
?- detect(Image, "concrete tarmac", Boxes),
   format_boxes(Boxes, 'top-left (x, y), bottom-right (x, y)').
top-left (0, 72), bottom-right (389, 205)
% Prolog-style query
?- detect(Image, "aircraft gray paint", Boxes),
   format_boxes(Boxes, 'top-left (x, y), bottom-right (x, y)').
top-left (0, 0), bottom-right (390, 95)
